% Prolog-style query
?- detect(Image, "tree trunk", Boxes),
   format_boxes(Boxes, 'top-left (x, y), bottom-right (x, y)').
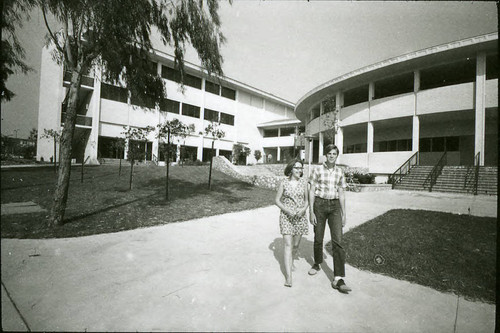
top-left (208, 140), bottom-right (214, 190)
top-left (81, 152), bottom-right (84, 183)
top-left (53, 138), bottom-right (57, 173)
top-left (48, 71), bottom-right (82, 227)
top-left (165, 130), bottom-right (170, 200)
top-left (119, 157), bottom-right (122, 176)
top-left (129, 159), bottom-right (134, 190)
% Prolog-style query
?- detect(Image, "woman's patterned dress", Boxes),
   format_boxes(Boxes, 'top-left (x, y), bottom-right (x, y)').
top-left (279, 177), bottom-right (309, 235)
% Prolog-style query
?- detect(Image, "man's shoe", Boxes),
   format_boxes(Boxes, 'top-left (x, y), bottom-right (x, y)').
top-left (308, 264), bottom-right (320, 275)
top-left (332, 279), bottom-right (351, 293)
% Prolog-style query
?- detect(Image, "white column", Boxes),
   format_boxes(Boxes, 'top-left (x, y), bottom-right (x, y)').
top-left (336, 127), bottom-right (344, 155)
top-left (319, 132), bottom-right (324, 157)
top-left (475, 52), bottom-right (486, 166)
top-left (412, 115), bottom-right (420, 152)
top-left (367, 122), bottom-right (374, 153)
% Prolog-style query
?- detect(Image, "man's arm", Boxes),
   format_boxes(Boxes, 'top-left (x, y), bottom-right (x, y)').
top-left (309, 181), bottom-right (317, 225)
top-left (338, 187), bottom-right (346, 227)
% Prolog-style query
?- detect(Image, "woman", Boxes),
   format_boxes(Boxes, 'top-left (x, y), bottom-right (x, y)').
top-left (275, 159), bottom-right (309, 287)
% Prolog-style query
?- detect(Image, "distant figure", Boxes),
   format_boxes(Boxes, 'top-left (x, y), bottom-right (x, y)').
top-left (268, 153), bottom-right (273, 164)
top-left (275, 159), bottom-right (309, 287)
top-left (308, 144), bottom-right (351, 293)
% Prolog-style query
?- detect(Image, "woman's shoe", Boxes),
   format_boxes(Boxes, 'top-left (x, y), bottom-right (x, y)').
top-left (284, 278), bottom-right (292, 287)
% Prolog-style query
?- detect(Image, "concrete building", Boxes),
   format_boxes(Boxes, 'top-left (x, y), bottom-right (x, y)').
top-left (295, 32), bottom-right (498, 178)
top-left (36, 47), bottom-right (301, 166)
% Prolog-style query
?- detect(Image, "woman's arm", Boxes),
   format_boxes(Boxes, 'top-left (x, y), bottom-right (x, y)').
top-left (275, 181), bottom-right (293, 215)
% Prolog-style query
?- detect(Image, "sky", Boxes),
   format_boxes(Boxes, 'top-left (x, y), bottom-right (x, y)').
top-left (1, 1), bottom-right (498, 139)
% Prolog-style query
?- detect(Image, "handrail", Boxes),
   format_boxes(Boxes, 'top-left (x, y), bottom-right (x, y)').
top-left (389, 151), bottom-right (419, 189)
top-left (152, 154), bottom-right (158, 166)
top-left (84, 156), bottom-right (90, 164)
top-left (473, 152), bottom-right (480, 195)
top-left (424, 151), bottom-right (447, 192)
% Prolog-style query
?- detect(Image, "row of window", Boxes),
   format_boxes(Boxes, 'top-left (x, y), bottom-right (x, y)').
top-left (339, 53), bottom-right (498, 108)
top-left (263, 126), bottom-right (305, 138)
top-left (161, 65), bottom-right (236, 100)
top-left (204, 108), bottom-right (235, 126)
top-left (343, 136), bottom-right (460, 154)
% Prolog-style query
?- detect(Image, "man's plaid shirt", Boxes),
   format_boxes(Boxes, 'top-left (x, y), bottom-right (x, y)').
top-left (309, 163), bottom-right (347, 199)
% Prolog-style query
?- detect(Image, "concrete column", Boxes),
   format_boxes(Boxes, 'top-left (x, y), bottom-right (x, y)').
top-left (336, 127), bottom-right (344, 154)
top-left (368, 82), bottom-right (375, 101)
top-left (412, 115), bottom-right (420, 152)
top-left (277, 145), bottom-right (281, 162)
top-left (475, 52), bottom-right (486, 166)
top-left (319, 132), bottom-right (324, 157)
top-left (367, 122), bottom-right (374, 153)
top-left (414, 70), bottom-right (420, 93)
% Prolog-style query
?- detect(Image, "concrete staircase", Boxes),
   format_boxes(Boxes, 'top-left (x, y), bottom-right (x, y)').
top-left (394, 165), bottom-right (497, 195)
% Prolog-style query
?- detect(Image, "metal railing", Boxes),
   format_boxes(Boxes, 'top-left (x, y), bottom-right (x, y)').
top-left (424, 151), bottom-right (447, 192)
top-left (389, 151), bottom-right (419, 189)
top-left (63, 71), bottom-right (94, 87)
top-left (473, 152), bottom-right (480, 195)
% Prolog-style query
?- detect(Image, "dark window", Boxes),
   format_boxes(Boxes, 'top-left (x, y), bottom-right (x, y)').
top-left (387, 140), bottom-right (397, 152)
top-left (184, 73), bottom-right (202, 89)
top-left (161, 65), bottom-right (181, 83)
top-left (486, 54), bottom-right (498, 80)
top-left (377, 141), bottom-right (388, 152)
top-left (433, 137), bottom-right (445, 152)
top-left (130, 93), bottom-right (155, 109)
top-left (219, 149), bottom-right (232, 160)
top-left (311, 106), bottom-right (320, 119)
top-left (263, 129), bottom-right (279, 137)
top-left (397, 139), bottom-right (411, 151)
top-left (182, 103), bottom-right (200, 118)
top-left (204, 108), bottom-right (219, 122)
top-left (97, 136), bottom-right (125, 159)
top-left (280, 127), bottom-right (295, 136)
top-left (128, 140), bottom-right (147, 161)
top-left (180, 145), bottom-right (198, 162)
top-left (221, 86), bottom-right (236, 100)
top-left (220, 112), bottom-right (234, 126)
top-left (343, 85), bottom-right (369, 107)
top-left (205, 80), bottom-right (220, 95)
top-left (298, 126), bottom-right (305, 133)
top-left (101, 83), bottom-right (128, 103)
top-left (445, 136), bottom-right (459, 151)
top-left (420, 138), bottom-right (431, 152)
top-left (159, 99), bottom-right (180, 114)
top-left (375, 73), bottom-right (414, 99)
top-left (202, 147), bottom-right (216, 162)
top-left (420, 58), bottom-right (476, 90)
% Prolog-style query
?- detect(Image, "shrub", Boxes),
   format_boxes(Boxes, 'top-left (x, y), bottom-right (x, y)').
top-left (354, 172), bottom-right (374, 184)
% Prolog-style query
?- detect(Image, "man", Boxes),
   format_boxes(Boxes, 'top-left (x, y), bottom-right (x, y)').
top-left (308, 144), bottom-right (351, 293)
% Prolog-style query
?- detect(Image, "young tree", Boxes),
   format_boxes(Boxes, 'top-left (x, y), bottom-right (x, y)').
top-left (157, 119), bottom-right (194, 200)
top-left (41, 129), bottom-right (61, 173)
top-left (109, 137), bottom-right (126, 176)
top-left (1, 0), bottom-right (33, 102)
top-left (201, 122), bottom-right (225, 190)
top-left (254, 149), bottom-right (262, 163)
top-left (232, 143), bottom-right (251, 165)
top-left (29, 0), bottom-right (226, 226)
top-left (122, 126), bottom-right (153, 190)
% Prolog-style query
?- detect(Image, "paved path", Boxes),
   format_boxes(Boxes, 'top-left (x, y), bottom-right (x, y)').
top-left (1, 190), bottom-right (496, 332)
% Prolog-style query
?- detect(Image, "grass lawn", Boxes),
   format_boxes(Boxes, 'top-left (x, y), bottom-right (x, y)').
top-left (1, 164), bottom-right (276, 239)
top-left (330, 209), bottom-right (496, 304)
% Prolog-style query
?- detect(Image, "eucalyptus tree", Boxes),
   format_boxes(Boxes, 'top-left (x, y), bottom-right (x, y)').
top-left (30, 0), bottom-right (226, 226)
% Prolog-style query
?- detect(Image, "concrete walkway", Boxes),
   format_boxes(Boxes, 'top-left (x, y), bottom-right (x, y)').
top-left (1, 190), bottom-right (496, 332)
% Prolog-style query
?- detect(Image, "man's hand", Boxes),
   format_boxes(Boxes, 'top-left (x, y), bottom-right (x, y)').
top-left (341, 211), bottom-right (346, 227)
top-left (309, 211), bottom-right (317, 226)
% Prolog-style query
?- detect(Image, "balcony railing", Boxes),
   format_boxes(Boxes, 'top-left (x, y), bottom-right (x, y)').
top-left (61, 112), bottom-right (92, 127)
top-left (63, 71), bottom-right (94, 87)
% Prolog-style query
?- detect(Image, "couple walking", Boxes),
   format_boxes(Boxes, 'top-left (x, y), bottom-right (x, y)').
top-left (275, 144), bottom-right (351, 293)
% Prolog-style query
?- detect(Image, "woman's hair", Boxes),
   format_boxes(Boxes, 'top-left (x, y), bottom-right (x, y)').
top-left (284, 159), bottom-right (304, 177)
top-left (324, 144), bottom-right (339, 155)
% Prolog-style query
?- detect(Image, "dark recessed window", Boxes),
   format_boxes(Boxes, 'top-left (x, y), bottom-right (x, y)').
top-left (486, 54), bottom-right (498, 80)
top-left (182, 103), bottom-right (200, 118)
top-left (159, 99), bottom-right (180, 114)
top-left (343, 85), bottom-right (369, 107)
top-left (130, 92), bottom-right (156, 109)
top-left (420, 138), bottom-right (431, 152)
top-left (280, 127), bottom-right (295, 136)
top-left (445, 136), bottom-right (460, 151)
top-left (221, 86), bottom-right (236, 100)
top-left (101, 83), bottom-right (128, 103)
top-left (204, 108), bottom-right (219, 122)
top-left (184, 73), bottom-right (202, 89)
top-left (433, 137), bottom-right (445, 152)
top-left (161, 65), bottom-right (181, 83)
top-left (420, 58), bottom-right (476, 90)
top-left (375, 73), bottom-right (414, 99)
top-left (220, 112), bottom-right (234, 126)
top-left (263, 129), bottom-right (279, 137)
top-left (205, 80), bottom-right (220, 95)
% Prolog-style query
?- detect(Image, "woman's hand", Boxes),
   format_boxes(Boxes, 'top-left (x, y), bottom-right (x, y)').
top-left (296, 207), bottom-right (307, 217)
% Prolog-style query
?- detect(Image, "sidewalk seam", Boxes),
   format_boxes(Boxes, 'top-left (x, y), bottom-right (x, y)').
top-left (1, 280), bottom-right (31, 332)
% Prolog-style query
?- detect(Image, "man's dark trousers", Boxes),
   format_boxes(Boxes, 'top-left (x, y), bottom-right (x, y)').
top-left (313, 197), bottom-right (345, 276)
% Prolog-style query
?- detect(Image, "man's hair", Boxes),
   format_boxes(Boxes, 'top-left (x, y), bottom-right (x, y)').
top-left (324, 144), bottom-right (339, 155)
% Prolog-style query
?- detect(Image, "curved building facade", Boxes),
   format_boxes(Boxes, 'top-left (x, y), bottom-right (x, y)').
top-left (295, 32), bottom-right (498, 176)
